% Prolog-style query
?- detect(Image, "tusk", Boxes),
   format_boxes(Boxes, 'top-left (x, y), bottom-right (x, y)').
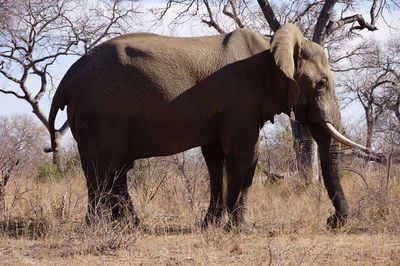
top-left (321, 122), bottom-right (369, 152)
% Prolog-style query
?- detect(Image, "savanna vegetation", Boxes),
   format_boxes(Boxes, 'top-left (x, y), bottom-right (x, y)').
top-left (0, 115), bottom-right (399, 264)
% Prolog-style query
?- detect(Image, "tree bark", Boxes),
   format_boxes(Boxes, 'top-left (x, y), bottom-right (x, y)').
top-left (365, 118), bottom-right (374, 149)
top-left (52, 132), bottom-right (63, 170)
top-left (290, 119), bottom-right (319, 183)
top-left (256, 0), bottom-right (281, 31)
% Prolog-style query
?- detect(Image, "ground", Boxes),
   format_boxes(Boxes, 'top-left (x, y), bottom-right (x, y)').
top-left (1, 232), bottom-right (399, 265)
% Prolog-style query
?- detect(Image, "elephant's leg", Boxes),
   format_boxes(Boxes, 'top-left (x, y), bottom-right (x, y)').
top-left (201, 141), bottom-right (224, 228)
top-left (81, 157), bottom-right (139, 225)
top-left (219, 120), bottom-right (259, 232)
top-left (224, 153), bottom-right (258, 232)
top-left (80, 157), bottom-right (110, 222)
top-left (109, 162), bottom-right (140, 226)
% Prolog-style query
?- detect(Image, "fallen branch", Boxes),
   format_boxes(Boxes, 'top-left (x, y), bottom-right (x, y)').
top-left (341, 150), bottom-right (400, 165)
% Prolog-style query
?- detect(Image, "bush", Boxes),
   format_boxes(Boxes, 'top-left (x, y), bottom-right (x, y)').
top-left (65, 153), bottom-right (81, 172)
top-left (36, 162), bottom-right (62, 182)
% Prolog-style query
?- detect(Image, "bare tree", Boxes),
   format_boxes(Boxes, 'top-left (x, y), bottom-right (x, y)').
top-left (0, 115), bottom-right (48, 173)
top-left (339, 35), bottom-right (400, 162)
top-left (152, 0), bottom-right (394, 182)
top-left (0, 115), bottom-right (48, 212)
top-left (0, 0), bottom-right (141, 167)
top-left (340, 40), bottom-right (394, 149)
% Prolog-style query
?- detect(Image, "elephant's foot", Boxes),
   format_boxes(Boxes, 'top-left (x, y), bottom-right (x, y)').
top-left (224, 211), bottom-right (256, 234)
top-left (85, 210), bottom-right (112, 225)
top-left (201, 213), bottom-right (223, 230)
top-left (327, 212), bottom-right (347, 229)
top-left (84, 198), bottom-right (140, 228)
top-left (110, 198), bottom-right (141, 227)
top-left (85, 210), bottom-right (141, 230)
top-left (224, 220), bottom-right (257, 234)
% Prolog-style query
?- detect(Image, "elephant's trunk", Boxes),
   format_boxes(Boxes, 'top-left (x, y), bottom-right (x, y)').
top-left (321, 122), bottom-right (368, 152)
top-left (309, 122), bottom-right (349, 227)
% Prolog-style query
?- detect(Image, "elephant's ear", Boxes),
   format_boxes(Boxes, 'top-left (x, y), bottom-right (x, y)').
top-left (271, 24), bottom-right (304, 110)
top-left (285, 78), bottom-right (300, 114)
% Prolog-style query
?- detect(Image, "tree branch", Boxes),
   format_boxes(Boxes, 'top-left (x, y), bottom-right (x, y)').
top-left (201, 0), bottom-right (225, 34)
top-left (327, 14), bottom-right (378, 34)
top-left (293, 0), bottom-right (325, 24)
top-left (256, 0), bottom-right (281, 31)
top-left (0, 69), bottom-right (22, 84)
top-left (0, 88), bottom-right (25, 99)
top-left (58, 120), bottom-right (70, 136)
top-left (222, 0), bottom-right (244, 28)
top-left (319, 0), bottom-right (380, 43)
top-left (312, 0), bottom-right (336, 44)
top-left (342, 149), bottom-right (400, 165)
top-left (32, 41), bottom-right (77, 64)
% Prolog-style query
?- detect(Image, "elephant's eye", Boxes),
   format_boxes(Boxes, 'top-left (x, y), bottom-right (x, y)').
top-left (316, 78), bottom-right (327, 89)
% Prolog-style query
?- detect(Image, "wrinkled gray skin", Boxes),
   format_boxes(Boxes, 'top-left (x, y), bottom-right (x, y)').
top-left (49, 24), bottom-right (347, 230)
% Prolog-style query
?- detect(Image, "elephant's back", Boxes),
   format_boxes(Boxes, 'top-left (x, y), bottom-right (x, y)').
top-left (63, 29), bottom-right (270, 116)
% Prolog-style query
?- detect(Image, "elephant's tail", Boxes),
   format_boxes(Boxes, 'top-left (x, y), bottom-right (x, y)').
top-left (44, 84), bottom-right (68, 154)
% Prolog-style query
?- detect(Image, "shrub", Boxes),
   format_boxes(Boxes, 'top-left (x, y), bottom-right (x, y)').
top-left (36, 162), bottom-right (62, 182)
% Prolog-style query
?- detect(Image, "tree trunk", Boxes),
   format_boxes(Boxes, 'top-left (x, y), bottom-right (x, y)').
top-left (52, 132), bottom-right (63, 170)
top-left (365, 118), bottom-right (374, 149)
top-left (290, 119), bottom-right (319, 183)
top-left (0, 186), bottom-right (5, 216)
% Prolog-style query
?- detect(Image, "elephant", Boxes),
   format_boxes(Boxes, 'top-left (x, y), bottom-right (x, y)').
top-left (48, 23), bottom-right (366, 230)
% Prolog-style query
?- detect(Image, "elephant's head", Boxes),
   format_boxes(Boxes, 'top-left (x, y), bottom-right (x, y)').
top-left (270, 24), bottom-right (368, 228)
top-left (271, 24), bottom-right (367, 151)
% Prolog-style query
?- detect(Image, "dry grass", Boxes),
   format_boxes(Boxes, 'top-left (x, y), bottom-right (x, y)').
top-left (0, 160), bottom-right (399, 265)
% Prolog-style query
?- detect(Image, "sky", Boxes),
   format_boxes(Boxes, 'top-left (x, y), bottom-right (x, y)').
top-left (0, 2), bottom-right (399, 143)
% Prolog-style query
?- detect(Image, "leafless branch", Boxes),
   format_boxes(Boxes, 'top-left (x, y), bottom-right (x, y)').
top-left (342, 149), bottom-right (400, 165)
top-left (223, 0), bottom-right (244, 28)
top-left (201, 0), bottom-right (225, 33)
top-left (256, 0), bottom-right (281, 31)
top-left (58, 120), bottom-right (70, 136)
top-left (312, 0), bottom-right (336, 44)
top-left (293, 1), bottom-right (324, 24)
top-left (0, 69), bottom-right (22, 84)
top-left (0, 88), bottom-right (25, 99)
top-left (327, 14), bottom-right (378, 34)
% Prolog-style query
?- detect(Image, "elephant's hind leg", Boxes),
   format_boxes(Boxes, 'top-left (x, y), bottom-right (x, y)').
top-left (109, 161), bottom-right (140, 226)
top-left (81, 157), bottom-right (139, 226)
top-left (201, 141), bottom-right (224, 228)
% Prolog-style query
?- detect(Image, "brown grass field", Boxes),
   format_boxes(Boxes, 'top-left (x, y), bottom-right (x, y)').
top-left (0, 157), bottom-right (399, 265)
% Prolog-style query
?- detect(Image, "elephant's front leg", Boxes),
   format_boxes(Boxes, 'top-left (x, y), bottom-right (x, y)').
top-left (224, 153), bottom-right (258, 233)
top-left (201, 141), bottom-right (224, 229)
top-left (220, 122), bottom-right (259, 233)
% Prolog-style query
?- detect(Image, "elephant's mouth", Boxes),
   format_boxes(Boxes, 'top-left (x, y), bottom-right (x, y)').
top-left (295, 106), bottom-right (368, 152)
